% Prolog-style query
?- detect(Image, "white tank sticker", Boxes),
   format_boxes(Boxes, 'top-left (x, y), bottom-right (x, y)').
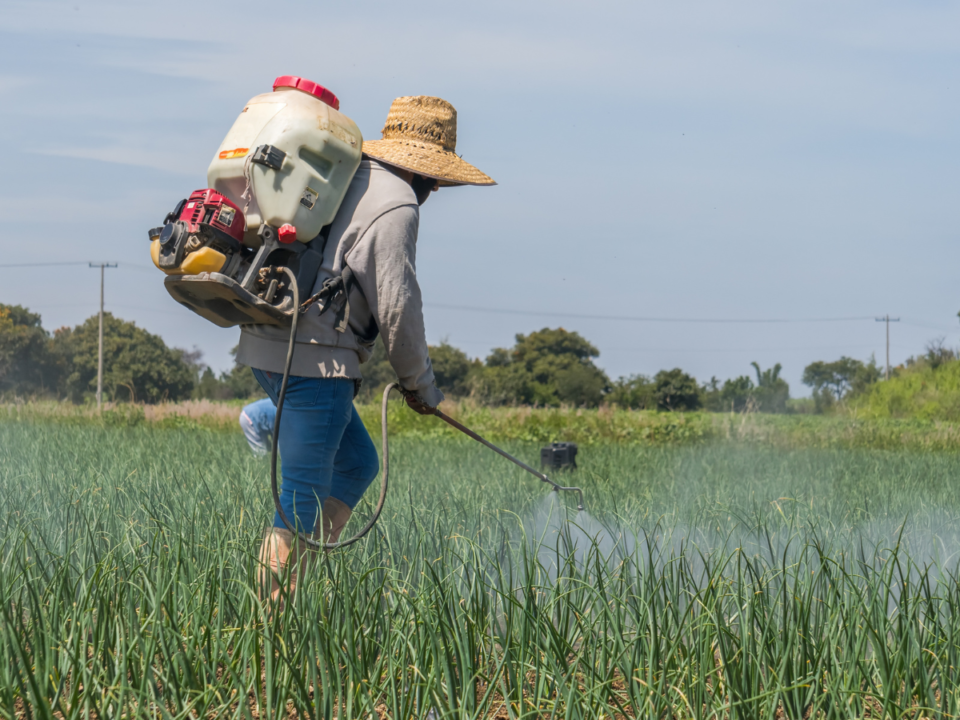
top-left (217, 102), bottom-right (286, 156)
top-left (300, 186), bottom-right (319, 209)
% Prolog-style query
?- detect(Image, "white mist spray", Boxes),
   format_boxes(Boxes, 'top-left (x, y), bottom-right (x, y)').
top-left (521, 491), bottom-right (639, 580)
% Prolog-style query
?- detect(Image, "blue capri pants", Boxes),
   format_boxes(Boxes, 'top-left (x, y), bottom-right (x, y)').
top-left (253, 369), bottom-right (380, 533)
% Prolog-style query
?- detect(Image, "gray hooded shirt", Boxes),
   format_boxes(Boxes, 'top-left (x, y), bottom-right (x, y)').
top-left (237, 159), bottom-right (444, 407)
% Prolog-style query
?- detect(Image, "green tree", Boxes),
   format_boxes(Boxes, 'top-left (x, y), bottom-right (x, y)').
top-left (470, 328), bottom-right (609, 407)
top-left (653, 368), bottom-right (701, 411)
top-left (607, 374), bottom-right (655, 409)
top-left (513, 328), bottom-right (608, 406)
top-left (52, 313), bottom-right (195, 403)
top-left (750, 361), bottom-right (790, 413)
top-left (428, 341), bottom-right (477, 397)
top-left (0, 304), bottom-right (60, 396)
top-left (192, 367), bottom-right (236, 400)
top-left (719, 375), bottom-right (755, 412)
top-left (217, 345), bottom-right (266, 400)
top-left (353, 336), bottom-right (395, 402)
top-left (802, 356), bottom-right (880, 413)
top-left (920, 337), bottom-right (956, 371)
top-left (468, 363), bottom-right (532, 406)
top-left (178, 347), bottom-right (226, 400)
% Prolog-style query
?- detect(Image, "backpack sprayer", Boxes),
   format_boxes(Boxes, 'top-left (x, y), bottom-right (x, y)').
top-left (150, 76), bottom-right (584, 549)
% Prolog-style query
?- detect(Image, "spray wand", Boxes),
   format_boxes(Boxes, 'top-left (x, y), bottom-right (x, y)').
top-left (411, 393), bottom-right (585, 512)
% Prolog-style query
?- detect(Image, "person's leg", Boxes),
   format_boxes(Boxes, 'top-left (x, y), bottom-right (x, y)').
top-left (239, 398), bottom-right (274, 456)
top-left (252, 397), bottom-right (277, 447)
top-left (252, 369), bottom-right (355, 532)
top-left (252, 369), bottom-right (354, 599)
top-left (316, 405), bottom-right (380, 543)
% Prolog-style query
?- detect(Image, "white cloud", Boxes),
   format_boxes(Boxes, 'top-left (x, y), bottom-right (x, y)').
top-left (30, 143), bottom-right (200, 175)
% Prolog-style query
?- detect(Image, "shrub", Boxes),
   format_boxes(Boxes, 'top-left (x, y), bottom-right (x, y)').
top-left (653, 368), bottom-right (701, 411)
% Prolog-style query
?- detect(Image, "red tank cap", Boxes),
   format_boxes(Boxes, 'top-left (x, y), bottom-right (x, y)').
top-left (278, 224), bottom-right (298, 244)
top-left (273, 76), bottom-right (340, 110)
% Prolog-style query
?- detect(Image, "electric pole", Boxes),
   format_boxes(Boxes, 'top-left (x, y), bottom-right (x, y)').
top-left (875, 314), bottom-right (900, 380)
top-left (89, 263), bottom-right (117, 410)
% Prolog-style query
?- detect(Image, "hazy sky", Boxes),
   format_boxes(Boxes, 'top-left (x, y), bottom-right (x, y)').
top-left (2, 0), bottom-right (957, 396)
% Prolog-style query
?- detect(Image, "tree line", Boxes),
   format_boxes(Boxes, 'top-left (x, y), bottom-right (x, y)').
top-left (0, 302), bottom-right (902, 411)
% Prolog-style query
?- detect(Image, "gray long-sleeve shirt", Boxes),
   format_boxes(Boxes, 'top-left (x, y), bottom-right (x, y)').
top-left (237, 159), bottom-right (444, 407)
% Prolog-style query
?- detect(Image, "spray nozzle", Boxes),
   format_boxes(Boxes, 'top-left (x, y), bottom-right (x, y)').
top-left (544, 477), bottom-right (585, 512)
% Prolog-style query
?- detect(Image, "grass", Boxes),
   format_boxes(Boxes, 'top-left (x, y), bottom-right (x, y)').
top-left (9, 397), bottom-right (960, 451)
top-left (5, 418), bottom-right (960, 717)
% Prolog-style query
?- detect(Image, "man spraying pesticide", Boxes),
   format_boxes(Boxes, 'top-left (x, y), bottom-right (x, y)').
top-left (149, 78), bottom-right (583, 601)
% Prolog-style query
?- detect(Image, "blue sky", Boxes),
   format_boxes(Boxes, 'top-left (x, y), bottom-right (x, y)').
top-left (2, 0), bottom-right (957, 396)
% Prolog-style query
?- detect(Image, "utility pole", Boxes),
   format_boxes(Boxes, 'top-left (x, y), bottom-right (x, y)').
top-left (89, 263), bottom-right (117, 411)
top-left (875, 314), bottom-right (900, 380)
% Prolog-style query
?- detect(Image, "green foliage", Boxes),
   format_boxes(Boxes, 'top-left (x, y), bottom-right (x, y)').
top-left (0, 304), bottom-right (61, 397)
top-left (193, 367), bottom-right (230, 400)
top-left (186, 345), bottom-right (266, 401)
top-left (470, 328), bottom-right (609, 407)
top-left (221, 364), bottom-right (263, 399)
top-left (751, 361), bottom-right (790, 413)
top-left (51, 312), bottom-right (195, 403)
top-left (606, 374), bottom-right (655, 409)
top-left (358, 399), bottom-right (713, 445)
top-left (344, 335), bottom-right (479, 402)
top-left (355, 336), bottom-right (396, 402)
top-left (213, 345), bottom-right (266, 400)
top-left (465, 363), bottom-right (530, 406)
top-left (721, 375), bottom-right (754, 411)
top-left (850, 356), bottom-right (960, 421)
top-left (704, 374), bottom-right (751, 412)
top-left (653, 367), bottom-right (701, 411)
top-left (15, 396), bottom-right (960, 451)
top-left (702, 363), bottom-right (790, 413)
top-left (428, 341), bottom-right (476, 396)
top-left (803, 356), bottom-right (881, 412)
top-left (910, 337), bottom-right (957, 371)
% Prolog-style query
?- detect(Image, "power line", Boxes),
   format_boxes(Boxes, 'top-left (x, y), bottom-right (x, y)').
top-left (11, 268), bottom-right (957, 332)
top-left (0, 261), bottom-right (95, 268)
top-left (424, 302), bottom-right (875, 324)
top-left (0, 261), bottom-right (154, 269)
top-left (900, 320), bottom-right (958, 333)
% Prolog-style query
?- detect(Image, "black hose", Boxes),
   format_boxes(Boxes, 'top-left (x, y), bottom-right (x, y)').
top-left (270, 267), bottom-right (394, 550)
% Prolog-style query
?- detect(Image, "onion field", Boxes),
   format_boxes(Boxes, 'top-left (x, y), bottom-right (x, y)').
top-left (4, 418), bottom-right (960, 718)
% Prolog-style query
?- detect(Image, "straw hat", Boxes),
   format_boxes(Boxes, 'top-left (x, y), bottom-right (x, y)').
top-left (362, 96), bottom-right (495, 187)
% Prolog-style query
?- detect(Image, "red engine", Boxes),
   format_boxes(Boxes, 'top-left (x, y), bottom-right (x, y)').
top-left (174, 189), bottom-right (245, 244)
top-left (151, 189), bottom-right (246, 273)
top-left (151, 187), bottom-right (321, 328)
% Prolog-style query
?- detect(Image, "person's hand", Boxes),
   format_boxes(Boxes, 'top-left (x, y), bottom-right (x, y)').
top-left (400, 387), bottom-right (437, 415)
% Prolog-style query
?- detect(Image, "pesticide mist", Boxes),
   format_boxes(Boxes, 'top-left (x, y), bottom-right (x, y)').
top-left (6, 421), bottom-right (960, 717)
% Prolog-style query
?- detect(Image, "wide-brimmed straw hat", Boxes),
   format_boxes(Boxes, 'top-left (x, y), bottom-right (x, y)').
top-left (362, 96), bottom-right (495, 187)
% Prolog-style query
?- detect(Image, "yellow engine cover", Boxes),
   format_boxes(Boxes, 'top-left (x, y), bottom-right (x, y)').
top-left (151, 240), bottom-right (227, 276)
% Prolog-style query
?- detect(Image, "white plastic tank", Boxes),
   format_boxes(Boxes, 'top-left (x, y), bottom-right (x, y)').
top-left (207, 76), bottom-right (363, 243)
